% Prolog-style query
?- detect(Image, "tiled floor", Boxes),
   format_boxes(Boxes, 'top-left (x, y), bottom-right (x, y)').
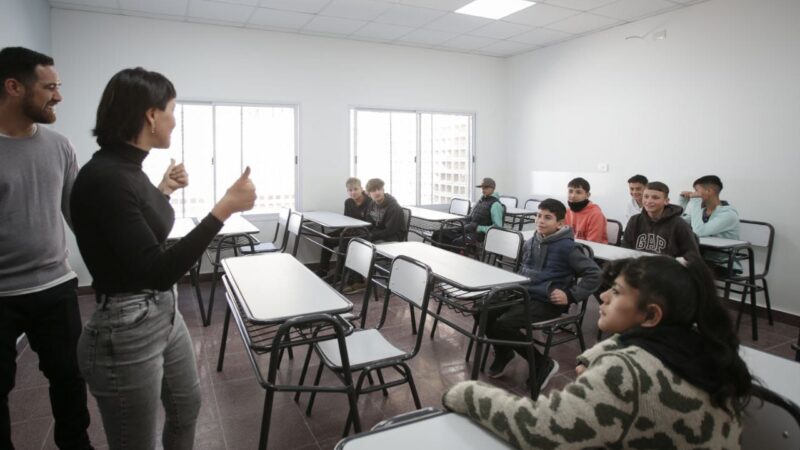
top-left (8, 280), bottom-right (799, 450)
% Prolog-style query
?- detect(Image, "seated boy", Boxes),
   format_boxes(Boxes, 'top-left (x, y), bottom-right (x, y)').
top-left (565, 177), bottom-right (608, 243)
top-left (485, 199), bottom-right (601, 388)
top-left (624, 174), bottom-right (648, 225)
top-left (679, 175), bottom-right (741, 276)
top-left (364, 178), bottom-right (405, 243)
top-left (622, 181), bottom-right (699, 258)
top-left (317, 177), bottom-right (372, 278)
top-left (434, 177), bottom-right (504, 249)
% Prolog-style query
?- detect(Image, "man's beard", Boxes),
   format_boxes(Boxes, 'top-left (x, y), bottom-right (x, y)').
top-left (22, 93), bottom-right (56, 124)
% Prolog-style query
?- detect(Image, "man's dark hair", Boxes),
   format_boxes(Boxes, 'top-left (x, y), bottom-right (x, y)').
top-left (693, 175), bottom-right (723, 193)
top-left (538, 198), bottom-right (567, 221)
top-left (365, 178), bottom-right (384, 192)
top-left (646, 181), bottom-right (670, 196)
top-left (93, 67), bottom-right (176, 146)
top-left (0, 47), bottom-right (54, 98)
top-left (627, 174), bottom-right (648, 185)
top-left (567, 177), bottom-right (590, 192)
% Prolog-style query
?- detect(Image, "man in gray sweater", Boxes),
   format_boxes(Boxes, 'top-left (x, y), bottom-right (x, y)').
top-left (0, 47), bottom-right (93, 449)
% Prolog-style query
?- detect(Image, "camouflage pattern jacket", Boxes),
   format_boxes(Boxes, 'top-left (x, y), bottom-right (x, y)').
top-left (442, 337), bottom-right (741, 449)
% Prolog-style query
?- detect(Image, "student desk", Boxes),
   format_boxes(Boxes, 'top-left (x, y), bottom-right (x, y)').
top-left (300, 211), bottom-right (371, 282)
top-left (699, 237), bottom-right (760, 340)
top-left (373, 242), bottom-right (530, 385)
top-left (740, 346), bottom-right (800, 406)
top-left (520, 231), bottom-right (651, 261)
top-left (167, 214), bottom-right (260, 326)
top-left (504, 207), bottom-right (537, 231)
top-left (335, 408), bottom-right (511, 450)
top-left (405, 206), bottom-right (466, 250)
top-left (221, 253), bottom-right (359, 449)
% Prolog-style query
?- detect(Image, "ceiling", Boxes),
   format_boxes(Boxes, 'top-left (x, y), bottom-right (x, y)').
top-left (48, 0), bottom-right (707, 57)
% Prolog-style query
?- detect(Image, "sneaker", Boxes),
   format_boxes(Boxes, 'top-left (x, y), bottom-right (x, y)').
top-left (535, 358), bottom-right (560, 390)
top-left (487, 352), bottom-right (515, 378)
top-left (314, 269), bottom-right (329, 278)
top-left (343, 281), bottom-right (366, 294)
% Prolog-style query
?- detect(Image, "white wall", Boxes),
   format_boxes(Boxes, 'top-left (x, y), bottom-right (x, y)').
top-left (505, 0), bottom-right (800, 315)
top-left (0, 0), bottom-right (51, 53)
top-left (49, 9), bottom-right (508, 284)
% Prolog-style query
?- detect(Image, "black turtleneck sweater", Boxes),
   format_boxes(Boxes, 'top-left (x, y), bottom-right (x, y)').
top-left (70, 142), bottom-right (223, 294)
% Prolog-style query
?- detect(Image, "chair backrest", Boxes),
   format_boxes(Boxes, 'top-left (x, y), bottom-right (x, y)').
top-left (400, 207), bottom-right (412, 242)
top-left (345, 238), bottom-right (376, 279)
top-left (742, 384), bottom-right (800, 449)
top-left (523, 198), bottom-right (542, 212)
top-left (388, 255), bottom-right (433, 357)
top-left (284, 212), bottom-right (303, 256)
top-left (739, 220), bottom-right (775, 275)
top-left (274, 207), bottom-right (291, 250)
top-left (449, 198), bottom-right (471, 216)
top-left (482, 227), bottom-right (523, 271)
top-left (499, 195), bottom-right (518, 209)
top-left (606, 219), bottom-right (623, 246)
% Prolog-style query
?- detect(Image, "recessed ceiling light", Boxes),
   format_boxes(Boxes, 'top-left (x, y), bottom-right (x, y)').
top-left (455, 0), bottom-right (535, 20)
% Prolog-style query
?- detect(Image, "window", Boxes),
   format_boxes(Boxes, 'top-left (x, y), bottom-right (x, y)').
top-left (143, 102), bottom-right (297, 218)
top-left (350, 109), bottom-right (474, 206)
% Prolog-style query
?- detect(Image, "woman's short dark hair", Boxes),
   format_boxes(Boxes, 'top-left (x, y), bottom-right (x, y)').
top-left (93, 67), bottom-right (176, 146)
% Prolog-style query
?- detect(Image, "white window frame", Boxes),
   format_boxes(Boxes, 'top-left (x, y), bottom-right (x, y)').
top-left (174, 99), bottom-right (301, 220)
top-left (350, 106), bottom-right (476, 205)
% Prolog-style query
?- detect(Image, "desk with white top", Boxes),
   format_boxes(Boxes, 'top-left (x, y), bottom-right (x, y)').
top-left (404, 206), bottom-right (466, 250)
top-left (740, 346), bottom-right (800, 406)
top-left (504, 207), bottom-right (537, 231)
top-left (300, 211), bottom-right (371, 283)
top-left (335, 408), bottom-right (511, 450)
top-left (220, 252), bottom-right (359, 449)
top-left (520, 230), bottom-right (651, 261)
top-left (374, 241), bottom-right (529, 384)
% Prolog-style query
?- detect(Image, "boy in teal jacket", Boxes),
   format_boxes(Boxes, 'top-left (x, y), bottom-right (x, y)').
top-left (680, 175), bottom-right (741, 275)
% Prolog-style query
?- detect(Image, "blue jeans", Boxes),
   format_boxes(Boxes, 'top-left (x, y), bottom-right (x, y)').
top-left (77, 287), bottom-right (200, 450)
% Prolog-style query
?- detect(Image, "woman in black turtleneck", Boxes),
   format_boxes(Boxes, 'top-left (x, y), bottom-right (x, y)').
top-left (71, 68), bottom-right (256, 450)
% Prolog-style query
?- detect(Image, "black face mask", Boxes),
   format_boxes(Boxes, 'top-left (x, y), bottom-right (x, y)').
top-left (568, 199), bottom-right (590, 212)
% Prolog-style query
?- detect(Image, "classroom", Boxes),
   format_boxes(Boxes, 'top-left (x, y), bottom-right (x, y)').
top-left (1, 0), bottom-right (798, 449)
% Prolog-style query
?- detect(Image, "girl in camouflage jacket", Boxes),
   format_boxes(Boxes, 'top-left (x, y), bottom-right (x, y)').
top-left (443, 255), bottom-right (752, 449)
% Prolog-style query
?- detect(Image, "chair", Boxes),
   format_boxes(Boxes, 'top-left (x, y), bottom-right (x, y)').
top-left (336, 238), bottom-right (379, 328)
top-left (742, 384), bottom-right (800, 449)
top-left (202, 229), bottom-right (259, 326)
top-left (302, 255), bottom-right (434, 435)
top-left (400, 207), bottom-right (412, 242)
top-left (240, 207), bottom-right (291, 254)
top-left (498, 195), bottom-right (518, 209)
top-left (449, 197), bottom-right (471, 216)
top-left (606, 219), bottom-right (623, 246)
top-left (477, 242), bottom-right (595, 383)
top-left (722, 221), bottom-right (775, 332)
top-left (523, 198), bottom-right (542, 212)
top-left (284, 211), bottom-right (304, 257)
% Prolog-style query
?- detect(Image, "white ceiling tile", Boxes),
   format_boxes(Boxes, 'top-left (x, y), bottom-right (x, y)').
top-left (350, 22), bottom-right (416, 41)
top-left (119, 0), bottom-right (188, 16)
top-left (399, 0), bottom-right (473, 11)
top-left (248, 8), bottom-right (313, 29)
top-left (396, 28), bottom-right (459, 45)
top-left (476, 39), bottom-right (538, 56)
top-left (510, 26), bottom-right (572, 44)
top-left (468, 20), bottom-right (532, 39)
top-left (320, 0), bottom-right (394, 21)
top-left (424, 12), bottom-right (492, 33)
top-left (257, 0), bottom-right (330, 14)
top-left (373, 4), bottom-right (447, 27)
top-left (50, 0), bottom-right (121, 8)
top-left (591, 0), bottom-right (676, 20)
top-left (542, 0), bottom-right (618, 11)
top-left (213, 0), bottom-right (259, 6)
top-left (438, 34), bottom-right (499, 51)
top-left (504, 3), bottom-right (580, 27)
top-left (302, 15), bottom-right (368, 34)
top-left (546, 11), bottom-right (620, 34)
top-left (187, 0), bottom-right (255, 23)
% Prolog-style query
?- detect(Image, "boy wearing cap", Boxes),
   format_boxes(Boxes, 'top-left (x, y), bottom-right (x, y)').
top-left (435, 177), bottom-right (504, 249)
